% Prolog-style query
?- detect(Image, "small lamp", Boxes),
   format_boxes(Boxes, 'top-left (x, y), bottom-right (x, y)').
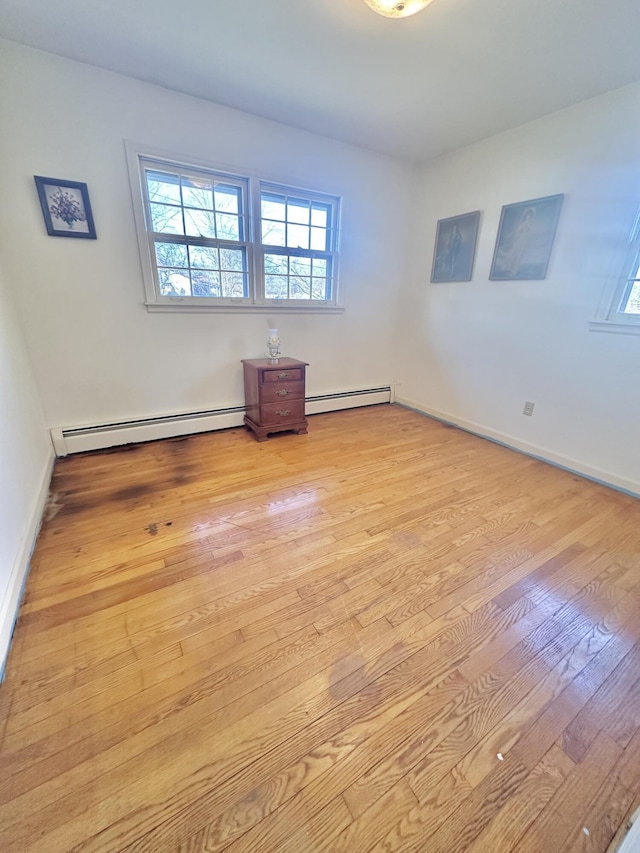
top-left (267, 329), bottom-right (281, 363)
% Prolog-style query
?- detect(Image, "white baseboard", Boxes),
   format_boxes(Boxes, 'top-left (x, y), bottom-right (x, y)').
top-left (0, 450), bottom-right (55, 679)
top-left (615, 806), bottom-right (640, 853)
top-left (51, 387), bottom-right (393, 456)
top-left (306, 388), bottom-right (391, 415)
top-left (396, 397), bottom-right (640, 499)
top-left (51, 408), bottom-right (245, 455)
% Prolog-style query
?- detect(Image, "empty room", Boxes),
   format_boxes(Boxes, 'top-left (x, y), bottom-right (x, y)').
top-left (1, 0), bottom-right (639, 850)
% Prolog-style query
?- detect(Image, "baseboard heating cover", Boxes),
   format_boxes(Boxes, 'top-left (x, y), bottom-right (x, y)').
top-left (51, 386), bottom-right (392, 456)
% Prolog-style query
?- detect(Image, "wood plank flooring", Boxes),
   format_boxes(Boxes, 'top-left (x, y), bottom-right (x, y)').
top-left (1, 404), bottom-right (639, 852)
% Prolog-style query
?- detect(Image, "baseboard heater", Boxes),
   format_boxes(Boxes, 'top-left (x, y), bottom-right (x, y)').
top-left (51, 386), bottom-right (392, 456)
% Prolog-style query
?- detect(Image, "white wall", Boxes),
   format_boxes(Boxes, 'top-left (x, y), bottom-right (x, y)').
top-left (0, 253), bottom-right (53, 670)
top-left (394, 82), bottom-right (640, 494)
top-left (1, 39), bottom-right (638, 495)
top-left (0, 40), bottom-right (411, 430)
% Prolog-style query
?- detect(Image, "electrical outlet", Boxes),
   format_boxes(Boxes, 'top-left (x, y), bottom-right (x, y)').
top-left (523, 401), bottom-right (535, 416)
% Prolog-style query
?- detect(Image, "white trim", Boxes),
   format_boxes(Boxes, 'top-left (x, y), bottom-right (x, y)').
top-left (51, 388), bottom-right (392, 455)
top-left (616, 806), bottom-right (640, 853)
top-left (124, 140), bottom-right (344, 200)
top-left (145, 303), bottom-right (345, 314)
top-left (259, 181), bottom-right (341, 306)
top-left (589, 320), bottom-right (640, 336)
top-left (125, 141), bottom-right (157, 305)
top-left (55, 408), bottom-right (244, 455)
top-left (590, 204), bottom-right (640, 335)
top-left (0, 451), bottom-right (55, 678)
top-left (124, 140), bottom-right (344, 312)
top-left (50, 427), bottom-right (67, 456)
top-left (396, 397), bottom-right (640, 498)
top-left (306, 388), bottom-right (390, 415)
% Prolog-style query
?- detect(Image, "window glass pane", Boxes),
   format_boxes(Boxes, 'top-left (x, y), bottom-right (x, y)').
top-left (290, 256), bottom-right (311, 277)
top-left (262, 220), bottom-right (286, 246)
top-left (311, 203), bottom-right (329, 228)
top-left (265, 275), bottom-right (289, 299)
top-left (155, 242), bottom-right (188, 268)
top-left (181, 178), bottom-right (214, 210)
top-left (290, 277), bottom-right (311, 298)
top-left (623, 281), bottom-right (640, 314)
top-left (311, 258), bottom-right (327, 277)
top-left (312, 278), bottom-right (329, 300)
top-left (262, 193), bottom-right (286, 221)
top-left (221, 272), bottom-right (247, 297)
top-left (215, 185), bottom-right (239, 214)
top-left (147, 171), bottom-right (181, 205)
top-left (264, 253), bottom-right (288, 275)
top-left (189, 246), bottom-right (220, 269)
top-left (150, 203), bottom-right (184, 235)
top-left (288, 198), bottom-right (310, 225)
top-left (262, 252), bottom-right (332, 302)
top-left (217, 213), bottom-right (241, 241)
top-left (311, 227), bottom-right (328, 251)
top-left (159, 268), bottom-right (191, 296)
top-left (184, 208), bottom-right (216, 239)
top-left (287, 224), bottom-right (309, 249)
top-left (192, 270), bottom-right (221, 297)
top-left (220, 248), bottom-right (245, 271)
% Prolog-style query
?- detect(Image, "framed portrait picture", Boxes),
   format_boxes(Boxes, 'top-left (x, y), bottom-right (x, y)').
top-left (490, 194), bottom-right (563, 280)
top-left (34, 176), bottom-right (97, 239)
top-left (431, 211), bottom-right (480, 283)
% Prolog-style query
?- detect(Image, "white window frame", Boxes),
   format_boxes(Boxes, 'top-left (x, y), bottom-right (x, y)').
top-left (259, 182), bottom-right (339, 308)
top-left (591, 205), bottom-right (640, 335)
top-left (125, 142), bottom-right (343, 313)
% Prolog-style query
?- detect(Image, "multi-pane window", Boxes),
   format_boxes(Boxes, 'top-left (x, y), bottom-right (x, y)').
top-left (261, 188), bottom-right (336, 301)
top-left (591, 205), bottom-right (640, 334)
top-left (599, 206), bottom-right (640, 331)
top-left (618, 256), bottom-right (640, 315)
top-left (129, 147), bottom-right (341, 311)
top-left (143, 165), bottom-right (250, 299)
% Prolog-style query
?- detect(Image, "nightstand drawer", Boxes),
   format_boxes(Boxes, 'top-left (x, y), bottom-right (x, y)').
top-left (261, 400), bottom-right (305, 423)
top-left (263, 368), bottom-right (303, 383)
top-left (260, 381), bottom-right (304, 404)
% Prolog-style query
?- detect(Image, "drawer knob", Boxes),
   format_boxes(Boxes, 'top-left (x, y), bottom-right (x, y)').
top-left (278, 372), bottom-right (290, 379)
top-left (276, 389), bottom-right (292, 397)
top-left (276, 409), bottom-right (291, 417)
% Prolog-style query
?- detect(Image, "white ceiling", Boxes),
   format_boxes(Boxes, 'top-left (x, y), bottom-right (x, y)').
top-left (1, 0), bottom-right (639, 162)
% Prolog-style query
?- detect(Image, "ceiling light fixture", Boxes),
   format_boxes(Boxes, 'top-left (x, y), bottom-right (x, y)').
top-left (363, 0), bottom-right (435, 18)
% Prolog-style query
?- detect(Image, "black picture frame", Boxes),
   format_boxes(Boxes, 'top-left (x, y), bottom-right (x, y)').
top-left (431, 210), bottom-right (481, 283)
top-left (34, 176), bottom-right (97, 239)
top-left (489, 193), bottom-right (563, 280)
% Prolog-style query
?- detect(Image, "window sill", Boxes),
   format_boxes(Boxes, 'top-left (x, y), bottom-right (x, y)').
top-left (145, 302), bottom-right (345, 315)
top-left (589, 319), bottom-right (640, 336)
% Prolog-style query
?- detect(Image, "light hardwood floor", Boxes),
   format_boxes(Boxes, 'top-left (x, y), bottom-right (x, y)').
top-left (1, 404), bottom-right (639, 852)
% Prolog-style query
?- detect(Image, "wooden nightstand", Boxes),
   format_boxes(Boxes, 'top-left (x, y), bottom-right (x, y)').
top-left (241, 357), bottom-right (309, 442)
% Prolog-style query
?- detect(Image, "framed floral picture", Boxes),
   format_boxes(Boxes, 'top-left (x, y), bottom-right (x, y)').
top-left (34, 176), bottom-right (97, 239)
top-left (490, 194), bottom-right (563, 280)
top-left (431, 210), bottom-right (481, 283)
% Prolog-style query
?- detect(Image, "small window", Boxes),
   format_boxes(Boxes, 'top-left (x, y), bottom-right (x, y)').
top-left (127, 145), bottom-right (342, 312)
top-left (591, 205), bottom-right (640, 334)
top-left (261, 186), bottom-right (338, 303)
top-left (618, 257), bottom-right (640, 316)
top-left (142, 163), bottom-right (250, 301)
